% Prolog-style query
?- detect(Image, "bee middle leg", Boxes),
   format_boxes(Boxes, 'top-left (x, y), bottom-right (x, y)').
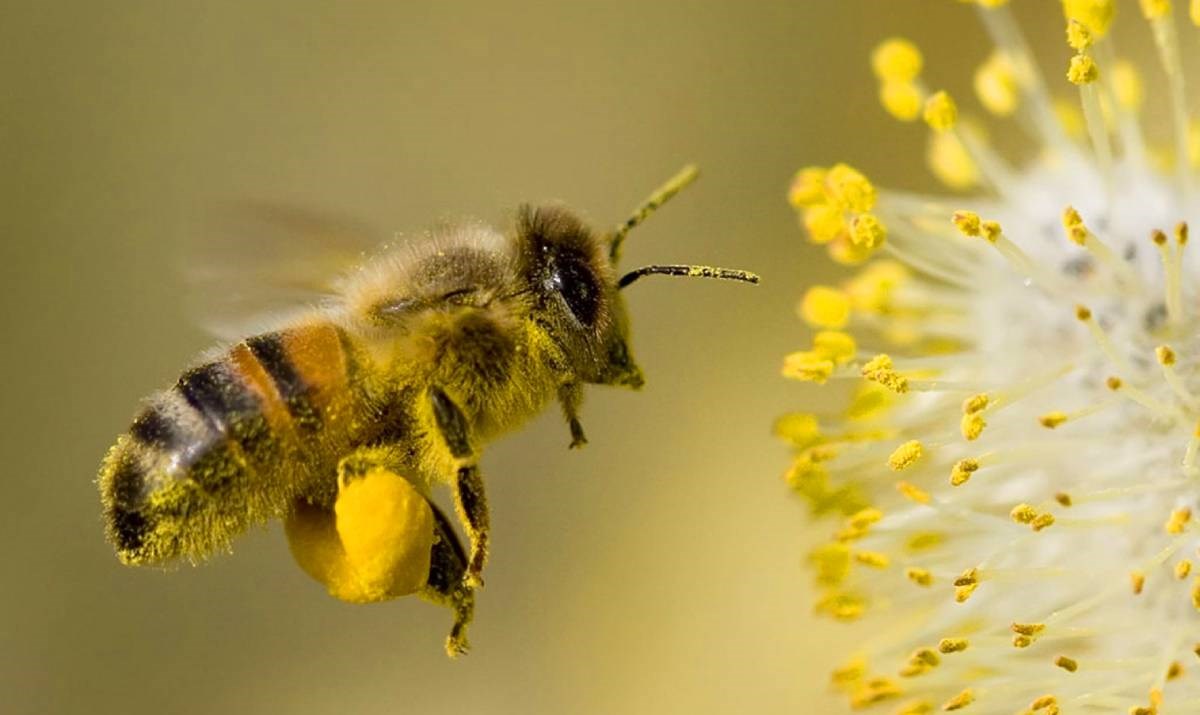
top-left (428, 386), bottom-right (489, 588)
top-left (558, 382), bottom-right (587, 449)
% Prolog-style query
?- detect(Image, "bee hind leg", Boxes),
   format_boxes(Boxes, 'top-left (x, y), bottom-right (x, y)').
top-left (428, 386), bottom-right (489, 589)
top-left (421, 502), bottom-right (476, 658)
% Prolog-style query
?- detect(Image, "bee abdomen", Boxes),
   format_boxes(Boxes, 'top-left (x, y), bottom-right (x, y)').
top-left (99, 322), bottom-right (355, 565)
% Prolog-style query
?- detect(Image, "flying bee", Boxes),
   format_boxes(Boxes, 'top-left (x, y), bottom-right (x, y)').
top-left (98, 165), bottom-right (758, 656)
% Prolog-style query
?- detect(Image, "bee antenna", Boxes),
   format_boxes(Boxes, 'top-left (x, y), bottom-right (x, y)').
top-left (608, 164), bottom-right (701, 263)
top-left (617, 264), bottom-right (760, 290)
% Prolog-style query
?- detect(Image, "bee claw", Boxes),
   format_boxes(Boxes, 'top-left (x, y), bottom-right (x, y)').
top-left (569, 435), bottom-right (588, 449)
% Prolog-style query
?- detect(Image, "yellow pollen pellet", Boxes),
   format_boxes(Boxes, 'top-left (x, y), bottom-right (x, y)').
top-left (849, 213), bottom-right (887, 249)
top-left (824, 163), bottom-right (876, 213)
top-left (880, 80), bottom-right (924, 122)
top-left (950, 458), bottom-right (980, 487)
top-left (943, 689), bottom-right (974, 711)
top-left (1063, 0), bottom-right (1115, 37)
top-left (1106, 376), bottom-right (1123, 391)
top-left (906, 567), bottom-right (934, 586)
top-left (1140, 0), bottom-right (1171, 19)
top-left (788, 166), bottom-right (827, 208)
top-left (1039, 412), bottom-right (1069, 429)
top-left (1132, 571), bottom-right (1146, 594)
top-left (1112, 60), bottom-right (1144, 110)
top-left (1168, 661), bottom-right (1184, 680)
top-left (889, 441), bottom-right (924, 472)
top-left (1177, 560), bottom-right (1193, 579)
top-left (961, 413), bottom-right (986, 441)
top-left (952, 210), bottom-right (982, 237)
top-left (922, 91), bottom-right (957, 132)
top-left (1067, 19), bottom-right (1093, 50)
top-left (812, 331), bottom-right (856, 365)
top-left (1166, 507), bottom-right (1192, 535)
top-left (1156, 345), bottom-right (1177, 366)
top-left (974, 52), bottom-right (1018, 117)
top-left (938, 638), bottom-right (969, 653)
top-left (1055, 656), bottom-right (1079, 672)
top-left (1011, 503), bottom-right (1039, 524)
top-left (871, 38), bottom-right (923, 82)
top-left (1032, 513), bottom-right (1055, 531)
top-left (1055, 492), bottom-right (1073, 507)
top-left (897, 480), bottom-right (931, 504)
top-left (1067, 54), bottom-right (1099, 85)
top-left (800, 286), bottom-right (851, 329)
top-left (962, 393), bottom-right (989, 414)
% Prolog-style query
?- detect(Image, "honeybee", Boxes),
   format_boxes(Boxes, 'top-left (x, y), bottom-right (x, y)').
top-left (98, 165), bottom-right (758, 656)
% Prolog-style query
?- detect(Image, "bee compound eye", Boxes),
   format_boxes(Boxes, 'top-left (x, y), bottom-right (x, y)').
top-left (553, 255), bottom-right (600, 326)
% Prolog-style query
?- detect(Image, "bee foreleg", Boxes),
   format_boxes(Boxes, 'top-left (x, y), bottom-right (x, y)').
top-left (558, 382), bottom-right (588, 449)
top-left (428, 387), bottom-right (490, 589)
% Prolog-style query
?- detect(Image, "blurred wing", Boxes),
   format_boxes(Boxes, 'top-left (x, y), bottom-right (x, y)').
top-left (185, 201), bottom-right (387, 340)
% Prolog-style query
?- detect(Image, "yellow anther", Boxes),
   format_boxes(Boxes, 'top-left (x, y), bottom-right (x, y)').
top-left (954, 583), bottom-right (978, 602)
top-left (1055, 492), bottom-right (1073, 507)
top-left (1132, 570), bottom-right (1147, 594)
top-left (889, 441), bottom-right (924, 471)
top-left (906, 567), bottom-right (934, 586)
top-left (1039, 411), bottom-right (1069, 429)
top-left (816, 591), bottom-right (867, 621)
top-left (1031, 695), bottom-right (1059, 710)
top-left (1013, 634), bottom-right (1034, 648)
top-left (896, 480), bottom-right (931, 504)
top-left (1063, 205), bottom-right (1084, 229)
top-left (813, 331), bottom-right (857, 365)
top-left (855, 550), bottom-right (890, 568)
top-left (943, 689), bottom-right (975, 711)
top-left (1176, 560), bottom-right (1192, 579)
top-left (828, 236), bottom-right (874, 266)
top-left (800, 286), bottom-right (851, 329)
top-left (1140, 0), bottom-right (1172, 19)
top-left (938, 638), bottom-right (969, 653)
top-left (950, 458), bottom-right (980, 486)
top-left (910, 648), bottom-right (940, 667)
top-left (1192, 0), bottom-right (1200, 26)
top-left (880, 80), bottom-right (924, 122)
top-left (1130, 706), bottom-right (1157, 715)
top-left (954, 568), bottom-right (978, 587)
top-left (1011, 503), bottom-right (1039, 524)
top-left (981, 220), bottom-right (1002, 243)
top-left (862, 354), bottom-right (909, 394)
top-left (772, 412), bottom-right (821, 446)
top-left (1012, 622), bottom-right (1046, 637)
top-left (809, 542), bottom-right (851, 586)
top-left (1152, 228), bottom-right (1169, 245)
top-left (849, 213), bottom-right (888, 249)
top-left (1106, 376), bottom-right (1123, 391)
top-left (844, 260), bottom-right (908, 313)
top-left (908, 533), bottom-right (940, 553)
top-left (831, 657), bottom-right (866, 686)
top-left (1167, 507), bottom-right (1192, 534)
top-left (961, 413), bottom-right (986, 441)
top-left (974, 52), bottom-right (1018, 117)
top-left (1067, 54), bottom-right (1099, 85)
top-left (871, 38), bottom-right (923, 82)
top-left (1168, 661), bottom-right (1184, 680)
top-left (1177, 221), bottom-right (1190, 245)
top-left (848, 679), bottom-right (902, 709)
top-left (824, 163), bottom-right (877, 213)
top-left (1075, 304), bottom-right (1093, 321)
top-left (962, 393), bottom-right (989, 414)
top-left (952, 209), bottom-right (981, 235)
top-left (922, 91), bottom-right (958, 132)
top-left (1067, 19), bottom-right (1093, 51)
top-left (802, 203), bottom-right (847, 244)
top-left (782, 350), bottom-right (835, 384)
top-left (1055, 655), bottom-right (1079, 672)
top-left (849, 508), bottom-right (883, 530)
top-left (1157, 345), bottom-right (1177, 366)
top-left (896, 700), bottom-right (934, 715)
top-left (1112, 60), bottom-right (1145, 110)
top-left (1063, 0), bottom-right (1115, 37)
top-left (787, 166), bottom-right (827, 208)
top-left (927, 130), bottom-right (979, 189)
top-left (1033, 513), bottom-right (1056, 531)
top-left (1193, 577), bottom-right (1200, 610)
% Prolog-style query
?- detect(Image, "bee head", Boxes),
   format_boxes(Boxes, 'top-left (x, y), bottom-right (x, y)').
top-left (515, 165), bottom-right (757, 390)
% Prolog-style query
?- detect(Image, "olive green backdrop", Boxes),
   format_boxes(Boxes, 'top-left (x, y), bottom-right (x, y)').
top-left (1, 2), bottom-right (1067, 713)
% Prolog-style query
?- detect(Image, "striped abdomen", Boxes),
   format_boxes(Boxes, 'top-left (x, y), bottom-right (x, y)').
top-left (99, 322), bottom-right (358, 565)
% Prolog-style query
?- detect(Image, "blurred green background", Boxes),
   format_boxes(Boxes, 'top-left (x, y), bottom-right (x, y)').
top-left (0, 2), bottom-right (1072, 713)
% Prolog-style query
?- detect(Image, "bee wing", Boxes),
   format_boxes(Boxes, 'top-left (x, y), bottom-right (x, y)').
top-left (185, 201), bottom-right (387, 340)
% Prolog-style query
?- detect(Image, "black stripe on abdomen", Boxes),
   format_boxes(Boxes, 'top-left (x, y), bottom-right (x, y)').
top-left (245, 332), bottom-right (321, 430)
top-left (177, 361), bottom-right (260, 434)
